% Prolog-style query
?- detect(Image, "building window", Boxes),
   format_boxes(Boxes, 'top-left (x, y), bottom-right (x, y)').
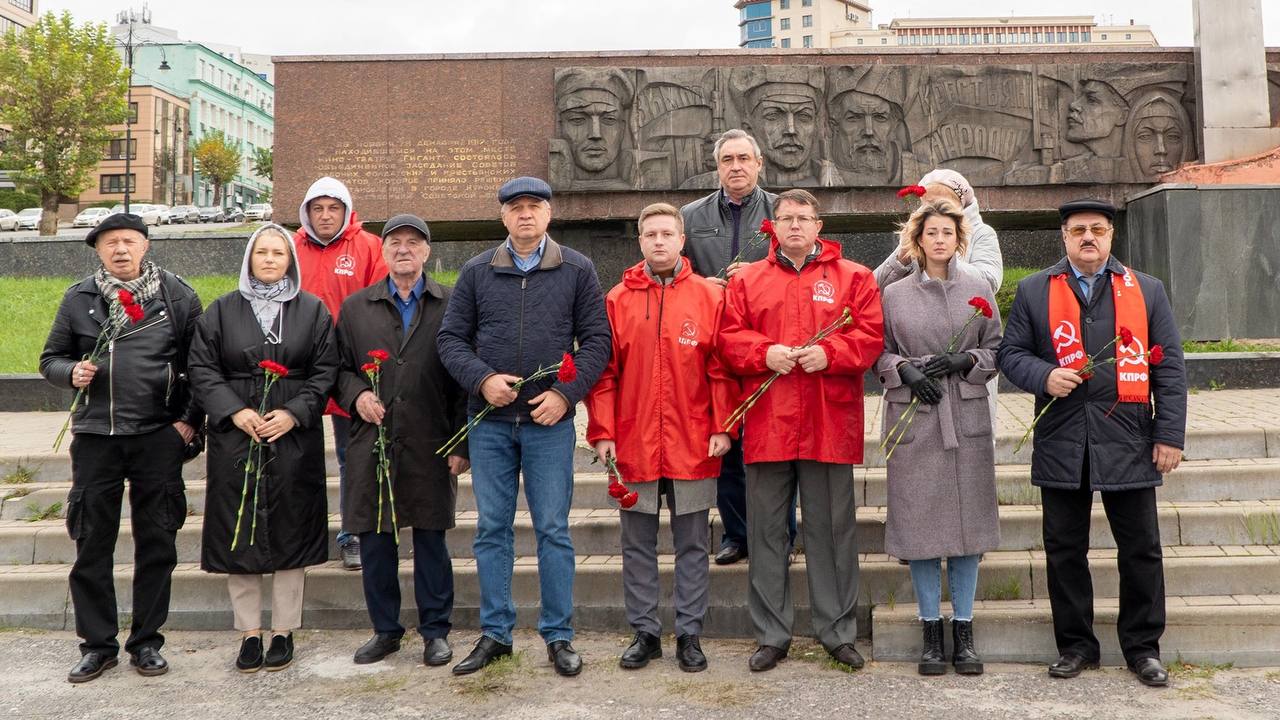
top-left (780, 17), bottom-right (790, 30)
top-left (802, 34), bottom-right (812, 48)
top-left (127, 102), bottom-right (138, 124)
top-left (1021, 32), bottom-right (1029, 43)
top-left (779, 0), bottom-right (789, 8)
top-left (104, 138), bottom-right (137, 160)
top-left (911, 34), bottom-right (919, 45)
top-left (881, 37), bottom-right (887, 44)
top-left (743, 39), bottom-right (772, 48)
top-left (99, 174), bottom-right (136, 194)
top-left (1082, 31), bottom-right (1091, 42)
top-left (781, 37), bottom-right (791, 48)
top-left (802, 15), bottom-right (812, 28)
top-left (995, 33), bottom-right (1003, 43)
top-left (1058, 31), bottom-right (1067, 42)
top-left (1100, 33), bottom-right (1108, 40)
top-left (1125, 33), bottom-right (1132, 40)
top-left (8, 0), bottom-right (34, 12)
top-left (802, 0), bottom-right (812, 5)
top-left (982, 33), bottom-right (991, 44)
top-left (856, 38), bottom-right (863, 45)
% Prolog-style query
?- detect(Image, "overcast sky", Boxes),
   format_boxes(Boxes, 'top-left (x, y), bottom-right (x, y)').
top-left (39, 0), bottom-right (1280, 57)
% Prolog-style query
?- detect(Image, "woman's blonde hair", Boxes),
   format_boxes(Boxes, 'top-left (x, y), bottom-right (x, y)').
top-left (896, 199), bottom-right (970, 267)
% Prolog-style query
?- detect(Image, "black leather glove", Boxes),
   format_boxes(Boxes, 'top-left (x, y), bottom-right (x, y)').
top-left (923, 351), bottom-right (976, 378)
top-left (898, 363), bottom-right (942, 405)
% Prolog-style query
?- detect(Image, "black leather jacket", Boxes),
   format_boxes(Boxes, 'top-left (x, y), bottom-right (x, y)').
top-left (679, 185), bottom-right (777, 278)
top-left (40, 270), bottom-right (204, 436)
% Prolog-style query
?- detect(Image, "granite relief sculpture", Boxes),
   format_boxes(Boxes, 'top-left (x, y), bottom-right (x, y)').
top-left (548, 63), bottom-right (1199, 192)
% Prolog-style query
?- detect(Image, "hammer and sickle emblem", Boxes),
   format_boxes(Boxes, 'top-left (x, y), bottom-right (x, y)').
top-left (1118, 336), bottom-right (1148, 367)
top-left (1053, 321), bottom-right (1079, 353)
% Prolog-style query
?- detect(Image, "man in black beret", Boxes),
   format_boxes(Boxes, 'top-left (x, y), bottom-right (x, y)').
top-left (41, 213), bottom-right (205, 683)
top-left (998, 199), bottom-right (1187, 687)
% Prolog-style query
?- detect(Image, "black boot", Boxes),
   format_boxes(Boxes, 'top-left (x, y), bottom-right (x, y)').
top-left (619, 631), bottom-right (662, 669)
top-left (918, 619), bottom-right (946, 675)
top-left (951, 620), bottom-right (983, 675)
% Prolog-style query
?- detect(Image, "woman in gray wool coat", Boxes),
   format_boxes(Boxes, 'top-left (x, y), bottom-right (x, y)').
top-left (875, 200), bottom-right (1003, 677)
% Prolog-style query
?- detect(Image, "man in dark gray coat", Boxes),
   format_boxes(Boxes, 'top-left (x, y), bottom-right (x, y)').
top-left (997, 199), bottom-right (1187, 688)
top-left (679, 128), bottom-right (782, 565)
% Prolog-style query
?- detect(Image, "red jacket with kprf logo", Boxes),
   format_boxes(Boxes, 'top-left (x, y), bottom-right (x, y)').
top-left (719, 237), bottom-right (884, 465)
top-left (585, 260), bottom-right (739, 484)
top-left (293, 212), bottom-right (387, 416)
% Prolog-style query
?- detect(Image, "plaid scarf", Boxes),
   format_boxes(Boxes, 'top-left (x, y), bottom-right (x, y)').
top-left (94, 260), bottom-right (162, 325)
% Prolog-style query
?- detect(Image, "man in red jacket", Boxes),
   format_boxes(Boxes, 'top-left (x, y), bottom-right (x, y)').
top-left (586, 203), bottom-right (736, 674)
top-left (719, 189), bottom-right (883, 672)
top-left (291, 176), bottom-right (387, 569)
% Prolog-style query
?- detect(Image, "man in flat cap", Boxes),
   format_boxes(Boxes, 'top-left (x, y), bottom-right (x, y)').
top-left (439, 177), bottom-right (611, 677)
top-left (552, 68), bottom-right (635, 190)
top-left (40, 213), bottom-right (204, 683)
top-left (998, 199), bottom-right (1186, 688)
top-left (335, 214), bottom-right (469, 668)
top-left (731, 66), bottom-right (826, 186)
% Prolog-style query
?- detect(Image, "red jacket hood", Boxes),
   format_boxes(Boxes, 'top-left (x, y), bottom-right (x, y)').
top-left (621, 258), bottom-right (695, 290)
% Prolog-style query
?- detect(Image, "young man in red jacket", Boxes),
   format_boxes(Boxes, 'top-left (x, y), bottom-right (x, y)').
top-left (291, 176), bottom-right (387, 569)
top-left (719, 189), bottom-right (884, 672)
top-left (586, 203), bottom-right (736, 673)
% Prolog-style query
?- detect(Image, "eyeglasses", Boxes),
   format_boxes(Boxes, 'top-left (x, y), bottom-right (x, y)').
top-left (1066, 224), bottom-right (1112, 239)
top-left (774, 214), bottom-right (818, 226)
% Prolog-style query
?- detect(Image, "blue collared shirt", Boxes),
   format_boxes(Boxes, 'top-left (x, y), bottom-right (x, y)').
top-left (387, 275), bottom-right (425, 333)
top-left (505, 235), bottom-right (548, 273)
top-left (1069, 264), bottom-right (1107, 302)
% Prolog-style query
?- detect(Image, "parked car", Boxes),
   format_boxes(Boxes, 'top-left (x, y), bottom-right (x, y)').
top-left (132, 204), bottom-right (164, 226)
top-left (0, 209), bottom-right (17, 231)
top-left (73, 207), bottom-right (111, 228)
top-left (169, 205), bottom-right (200, 224)
top-left (245, 203), bottom-right (273, 221)
top-left (198, 206), bottom-right (225, 223)
top-left (153, 205), bottom-right (173, 225)
top-left (224, 206), bottom-right (246, 223)
top-left (15, 207), bottom-right (42, 231)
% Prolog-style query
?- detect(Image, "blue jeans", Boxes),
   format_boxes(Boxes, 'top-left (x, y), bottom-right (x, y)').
top-left (469, 418), bottom-right (576, 645)
top-left (909, 554), bottom-right (981, 621)
top-left (332, 414), bottom-right (355, 548)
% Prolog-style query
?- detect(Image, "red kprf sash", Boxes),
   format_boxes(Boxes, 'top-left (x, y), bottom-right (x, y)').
top-left (1047, 267), bottom-right (1150, 403)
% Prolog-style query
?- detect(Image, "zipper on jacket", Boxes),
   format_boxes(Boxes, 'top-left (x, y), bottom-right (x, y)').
top-left (108, 339), bottom-right (116, 436)
top-left (115, 315), bottom-right (166, 340)
top-left (655, 284), bottom-right (667, 471)
top-left (515, 275), bottom-right (527, 427)
top-left (164, 362), bottom-right (174, 407)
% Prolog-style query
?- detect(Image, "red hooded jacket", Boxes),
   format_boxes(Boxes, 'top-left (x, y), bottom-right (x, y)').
top-left (585, 260), bottom-right (739, 483)
top-left (719, 237), bottom-right (883, 465)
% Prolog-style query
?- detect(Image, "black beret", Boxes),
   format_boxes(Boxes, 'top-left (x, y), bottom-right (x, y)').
top-left (1058, 199), bottom-right (1117, 224)
top-left (85, 212), bottom-right (148, 247)
top-left (381, 213), bottom-right (431, 243)
top-left (498, 176), bottom-right (552, 205)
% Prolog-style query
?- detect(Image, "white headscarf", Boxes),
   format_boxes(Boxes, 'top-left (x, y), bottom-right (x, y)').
top-left (238, 223), bottom-right (301, 344)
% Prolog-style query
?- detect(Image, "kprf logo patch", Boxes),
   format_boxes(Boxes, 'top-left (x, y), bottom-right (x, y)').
top-left (812, 280), bottom-right (835, 304)
top-left (679, 320), bottom-right (700, 347)
top-left (334, 254), bottom-right (356, 277)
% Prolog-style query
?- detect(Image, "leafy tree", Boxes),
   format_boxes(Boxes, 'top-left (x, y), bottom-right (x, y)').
top-left (0, 13), bottom-right (128, 235)
top-left (251, 146), bottom-right (272, 181)
top-left (193, 130), bottom-right (241, 206)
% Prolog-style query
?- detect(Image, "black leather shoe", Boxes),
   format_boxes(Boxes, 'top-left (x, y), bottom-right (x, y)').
top-left (353, 633), bottom-right (401, 665)
top-left (130, 647), bottom-right (169, 677)
top-left (714, 544), bottom-right (747, 565)
top-left (423, 637), bottom-right (453, 667)
top-left (919, 620), bottom-right (946, 676)
top-left (548, 640), bottom-right (583, 677)
top-left (828, 643), bottom-right (865, 670)
top-left (235, 635), bottom-right (264, 673)
top-left (451, 636), bottom-right (513, 676)
top-left (1131, 657), bottom-right (1169, 687)
top-left (1048, 652), bottom-right (1100, 678)
top-left (748, 645), bottom-right (787, 672)
top-left (951, 620), bottom-right (983, 675)
top-left (341, 538), bottom-right (362, 570)
top-left (68, 652), bottom-right (118, 683)
top-left (619, 631), bottom-right (662, 669)
top-left (264, 633), bottom-right (294, 671)
top-left (676, 634), bottom-right (707, 672)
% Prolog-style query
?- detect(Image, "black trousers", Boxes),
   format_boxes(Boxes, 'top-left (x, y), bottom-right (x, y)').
top-left (67, 427), bottom-right (187, 657)
top-left (1041, 476), bottom-right (1165, 666)
top-left (359, 528), bottom-right (453, 640)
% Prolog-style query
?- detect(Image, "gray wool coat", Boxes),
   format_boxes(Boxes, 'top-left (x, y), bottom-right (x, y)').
top-left (875, 257), bottom-right (1003, 560)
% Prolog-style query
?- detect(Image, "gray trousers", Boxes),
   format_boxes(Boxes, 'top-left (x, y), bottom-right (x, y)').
top-left (619, 506), bottom-right (710, 638)
top-left (747, 460), bottom-right (859, 651)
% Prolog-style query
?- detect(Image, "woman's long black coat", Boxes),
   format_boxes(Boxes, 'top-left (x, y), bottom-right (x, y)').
top-left (189, 292), bottom-right (339, 573)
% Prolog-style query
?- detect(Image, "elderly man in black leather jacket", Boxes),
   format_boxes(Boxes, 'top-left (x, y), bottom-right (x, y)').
top-left (40, 213), bottom-right (203, 684)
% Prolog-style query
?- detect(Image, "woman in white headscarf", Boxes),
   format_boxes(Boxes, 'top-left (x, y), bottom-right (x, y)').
top-left (188, 224), bottom-right (339, 673)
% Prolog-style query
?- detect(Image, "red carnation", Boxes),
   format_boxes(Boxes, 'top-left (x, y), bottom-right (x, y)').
top-left (1080, 372), bottom-right (1094, 380)
top-left (608, 482), bottom-right (627, 500)
top-left (361, 362), bottom-right (380, 375)
top-left (124, 303), bottom-right (145, 322)
top-left (619, 491), bottom-right (639, 509)
top-left (367, 349), bottom-right (390, 363)
top-left (1119, 327), bottom-right (1135, 348)
top-left (759, 219), bottom-right (774, 237)
top-left (258, 359), bottom-right (289, 378)
top-left (557, 353), bottom-right (577, 383)
top-left (1149, 345), bottom-right (1164, 365)
top-left (968, 296), bottom-right (993, 319)
top-left (117, 289), bottom-right (135, 306)
top-left (897, 185), bottom-right (926, 199)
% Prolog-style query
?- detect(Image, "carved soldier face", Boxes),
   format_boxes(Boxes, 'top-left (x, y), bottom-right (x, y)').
top-left (558, 89), bottom-right (625, 174)
top-left (829, 90), bottom-right (898, 178)
top-left (1132, 103), bottom-right (1186, 176)
top-left (1066, 81), bottom-right (1127, 144)
top-left (748, 95), bottom-right (819, 172)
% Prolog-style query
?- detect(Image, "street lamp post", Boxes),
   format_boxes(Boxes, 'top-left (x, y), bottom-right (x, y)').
top-left (117, 10), bottom-right (169, 214)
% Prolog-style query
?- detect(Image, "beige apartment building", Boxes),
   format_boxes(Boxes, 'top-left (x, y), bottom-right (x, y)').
top-left (79, 84), bottom-right (192, 207)
top-left (0, 0), bottom-right (37, 35)
top-left (737, 0), bottom-right (1159, 49)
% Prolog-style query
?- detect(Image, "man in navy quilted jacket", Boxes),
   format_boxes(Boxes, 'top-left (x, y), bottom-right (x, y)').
top-left (438, 176), bottom-right (611, 678)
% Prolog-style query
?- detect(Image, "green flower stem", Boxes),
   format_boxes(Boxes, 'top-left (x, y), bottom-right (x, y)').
top-left (715, 230), bottom-right (770, 281)
top-left (436, 361), bottom-right (566, 455)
